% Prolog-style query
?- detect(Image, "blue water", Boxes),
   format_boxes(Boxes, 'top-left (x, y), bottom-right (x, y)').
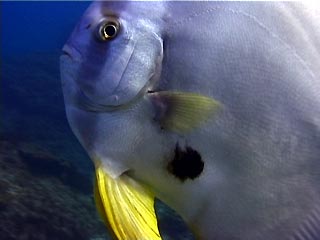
top-left (1, 2), bottom-right (90, 56)
top-left (1, 2), bottom-right (193, 240)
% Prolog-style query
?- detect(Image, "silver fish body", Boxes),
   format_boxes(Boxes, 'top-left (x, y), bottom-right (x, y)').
top-left (61, 2), bottom-right (320, 239)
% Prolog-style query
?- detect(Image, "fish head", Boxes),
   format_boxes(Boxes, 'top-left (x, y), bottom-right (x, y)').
top-left (60, 1), bottom-right (164, 108)
top-left (60, 1), bottom-right (168, 178)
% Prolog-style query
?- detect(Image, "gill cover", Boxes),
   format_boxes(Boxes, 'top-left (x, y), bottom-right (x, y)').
top-left (66, 0), bottom-right (164, 108)
top-left (79, 27), bottom-right (163, 108)
top-left (94, 165), bottom-right (162, 240)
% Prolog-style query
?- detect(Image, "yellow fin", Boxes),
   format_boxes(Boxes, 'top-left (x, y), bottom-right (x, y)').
top-left (94, 176), bottom-right (118, 239)
top-left (150, 91), bottom-right (221, 133)
top-left (94, 165), bottom-right (162, 240)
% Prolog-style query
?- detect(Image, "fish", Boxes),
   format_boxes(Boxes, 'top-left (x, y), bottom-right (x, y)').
top-left (60, 1), bottom-right (320, 240)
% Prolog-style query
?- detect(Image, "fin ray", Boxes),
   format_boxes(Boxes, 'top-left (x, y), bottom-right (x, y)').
top-left (150, 91), bottom-right (221, 133)
top-left (94, 166), bottom-right (162, 240)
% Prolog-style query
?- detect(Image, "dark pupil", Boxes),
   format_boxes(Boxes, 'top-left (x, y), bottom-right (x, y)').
top-left (104, 24), bottom-right (116, 37)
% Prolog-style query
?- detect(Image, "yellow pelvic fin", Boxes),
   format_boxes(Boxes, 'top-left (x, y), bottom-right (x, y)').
top-left (94, 165), bottom-right (162, 240)
top-left (150, 91), bottom-right (221, 133)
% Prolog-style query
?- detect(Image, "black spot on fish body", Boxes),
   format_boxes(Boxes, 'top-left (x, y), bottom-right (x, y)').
top-left (167, 143), bottom-right (204, 182)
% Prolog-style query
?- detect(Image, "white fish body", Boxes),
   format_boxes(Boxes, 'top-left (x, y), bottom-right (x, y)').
top-left (61, 2), bottom-right (320, 239)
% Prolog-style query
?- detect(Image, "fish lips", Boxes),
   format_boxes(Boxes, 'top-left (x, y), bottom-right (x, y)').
top-left (61, 44), bottom-right (82, 61)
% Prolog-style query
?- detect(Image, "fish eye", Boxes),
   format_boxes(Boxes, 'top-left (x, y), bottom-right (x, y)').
top-left (97, 19), bottom-right (120, 41)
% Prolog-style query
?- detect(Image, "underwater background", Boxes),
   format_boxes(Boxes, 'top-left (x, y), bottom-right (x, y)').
top-left (1, 2), bottom-right (193, 239)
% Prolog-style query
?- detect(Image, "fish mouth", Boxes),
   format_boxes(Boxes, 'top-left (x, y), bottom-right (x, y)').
top-left (61, 49), bottom-right (72, 59)
top-left (61, 44), bottom-right (82, 61)
top-left (61, 45), bottom-right (73, 59)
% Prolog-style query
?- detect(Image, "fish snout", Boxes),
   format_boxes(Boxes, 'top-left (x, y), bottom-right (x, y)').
top-left (61, 44), bottom-right (82, 61)
top-left (61, 48), bottom-right (72, 59)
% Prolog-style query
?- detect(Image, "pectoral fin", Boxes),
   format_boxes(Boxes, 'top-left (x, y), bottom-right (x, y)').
top-left (94, 165), bottom-right (162, 240)
top-left (149, 91), bottom-right (221, 133)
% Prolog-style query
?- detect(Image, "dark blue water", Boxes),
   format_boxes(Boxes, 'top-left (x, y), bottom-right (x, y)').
top-left (1, 2), bottom-right (90, 56)
top-left (1, 1), bottom-right (91, 164)
top-left (1, 2), bottom-right (193, 240)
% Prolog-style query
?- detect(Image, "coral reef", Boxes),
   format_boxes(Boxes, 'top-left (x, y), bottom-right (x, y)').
top-left (0, 139), bottom-right (109, 240)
